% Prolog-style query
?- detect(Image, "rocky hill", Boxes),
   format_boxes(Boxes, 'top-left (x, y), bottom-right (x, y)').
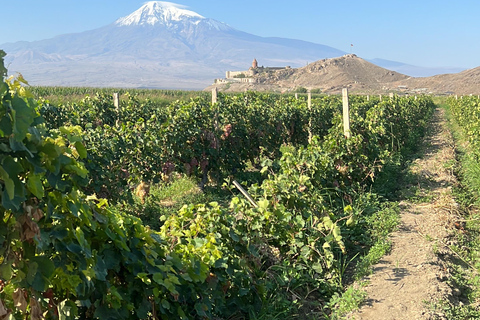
top-left (208, 54), bottom-right (480, 95)
top-left (208, 54), bottom-right (410, 94)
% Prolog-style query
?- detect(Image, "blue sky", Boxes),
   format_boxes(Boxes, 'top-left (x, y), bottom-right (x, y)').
top-left (1, 0), bottom-right (478, 69)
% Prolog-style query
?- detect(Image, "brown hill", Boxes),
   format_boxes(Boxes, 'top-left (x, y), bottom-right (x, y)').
top-left (208, 54), bottom-right (410, 94)
top-left (207, 54), bottom-right (479, 95)
top-left (398, 67), bottom-right (480, 95)
top-left (271, 54), bottom-right (409, 93)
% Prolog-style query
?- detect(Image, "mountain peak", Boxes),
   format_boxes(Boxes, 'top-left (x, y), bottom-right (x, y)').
top-left (115, 1), bottom-right (204, 27)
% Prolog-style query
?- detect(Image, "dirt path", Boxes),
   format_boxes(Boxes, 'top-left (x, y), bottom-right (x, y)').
top-left (347, 108), bottom-right (461, 320)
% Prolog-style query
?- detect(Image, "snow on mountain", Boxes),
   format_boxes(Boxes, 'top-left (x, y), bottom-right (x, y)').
top-left (115, 1), bottom-right (203, 26)
top-left (115, 1), bottom-right (232, 31)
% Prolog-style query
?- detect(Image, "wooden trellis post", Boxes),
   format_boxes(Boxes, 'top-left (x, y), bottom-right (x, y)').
top-left (212, 87), bottom-right (218, 104)
top-left (113, 93), bottom-right (119, 112)
top-left (233, 180), bottom-right (257, 208)
top-left (212, 87), bottom-right (219, 132)
top-left (308, 90), bottom-right (312, 143)
top-left (342, 88), bottom-right (351, 138)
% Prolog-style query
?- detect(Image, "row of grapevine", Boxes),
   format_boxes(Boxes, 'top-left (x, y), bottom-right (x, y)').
top-left (0, 49), bottom-right (435, 319)
top-left (449, 96), bottom-right (480, 150)
top-left (447, 95), bottom-right (480, 197)
top-left (40, 91), bottom-right (345, 200)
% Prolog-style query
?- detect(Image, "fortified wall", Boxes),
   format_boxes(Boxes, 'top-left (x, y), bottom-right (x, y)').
top-left (215, 59), bottom-right (291, 84)
top-left (225, 70), bottom-right (255, 78)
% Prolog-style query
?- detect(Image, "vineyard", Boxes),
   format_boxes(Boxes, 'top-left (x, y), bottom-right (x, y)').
top-left (0, 49), bottom-right (437, 320)
top-left (437, 96), bottom-right (480, 319)
top-left (448, 95), bottom-right (480, 200)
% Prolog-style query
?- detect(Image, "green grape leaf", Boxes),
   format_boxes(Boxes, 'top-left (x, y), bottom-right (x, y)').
top-left (11, 95), bottom-right (36, 142)
top-left (32, 256), bottom-right (55, 278)
top-left (0, 165), bottom-right (14, 200)
top-left (74, 141), bottom-right (87, 158)
top-left (0, 156), bottom-right (25, 209)
top-left (26, 173), bottom-right (44, 198)
top-left (26, 262), bottom-right (39, 285)
top-left (94, 255), bottom-right (107, 281)
top-left (0, 262), bottom-right (12, 281)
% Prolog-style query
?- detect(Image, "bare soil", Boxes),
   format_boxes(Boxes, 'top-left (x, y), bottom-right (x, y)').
top-left (347, 108), bottom-right (462, 319)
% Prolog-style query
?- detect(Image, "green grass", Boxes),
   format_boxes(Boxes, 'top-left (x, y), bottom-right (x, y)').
top-left (349, 202), bottom-right (399, 282)
top-left (116, 175), bottom-right (213, 230)
top-left (327, 284), bottom-right (368, 320)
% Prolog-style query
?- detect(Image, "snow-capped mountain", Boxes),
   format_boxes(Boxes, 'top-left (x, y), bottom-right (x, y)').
top-left (1, 2), bottom-right (346, 88)
top-left (116, 2), bottom-right (204, 26)
top-left (115, 1), bottom-right (232, 32)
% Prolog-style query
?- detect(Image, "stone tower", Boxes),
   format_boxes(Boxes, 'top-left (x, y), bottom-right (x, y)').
top-left (252, 58), bottom-right (258, 69)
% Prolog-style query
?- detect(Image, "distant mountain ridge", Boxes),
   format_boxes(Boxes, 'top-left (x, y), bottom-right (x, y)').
top-left (368, 58), bottom-right (465, 77)
top-left (0, 1), bottom-right (467, 89)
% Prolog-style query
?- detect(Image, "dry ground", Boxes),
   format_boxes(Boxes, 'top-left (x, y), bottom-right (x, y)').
top-left (347, 108), bottom-right (462, 319)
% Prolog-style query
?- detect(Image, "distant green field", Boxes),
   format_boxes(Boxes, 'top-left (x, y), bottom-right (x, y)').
top-left (29, 86), bottom-right (208, 105)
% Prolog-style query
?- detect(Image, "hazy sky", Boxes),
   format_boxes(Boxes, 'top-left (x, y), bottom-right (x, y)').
top-left (1, 0), bottom-right (478, 69)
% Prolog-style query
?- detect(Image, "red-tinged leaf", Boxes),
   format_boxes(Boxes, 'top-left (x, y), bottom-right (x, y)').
top-left (13, 288), bottom-right (27, 313)
top-left (0, 299), bottom-right (9, 317)
top-left (29, 297), bottom-right (43, 320)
